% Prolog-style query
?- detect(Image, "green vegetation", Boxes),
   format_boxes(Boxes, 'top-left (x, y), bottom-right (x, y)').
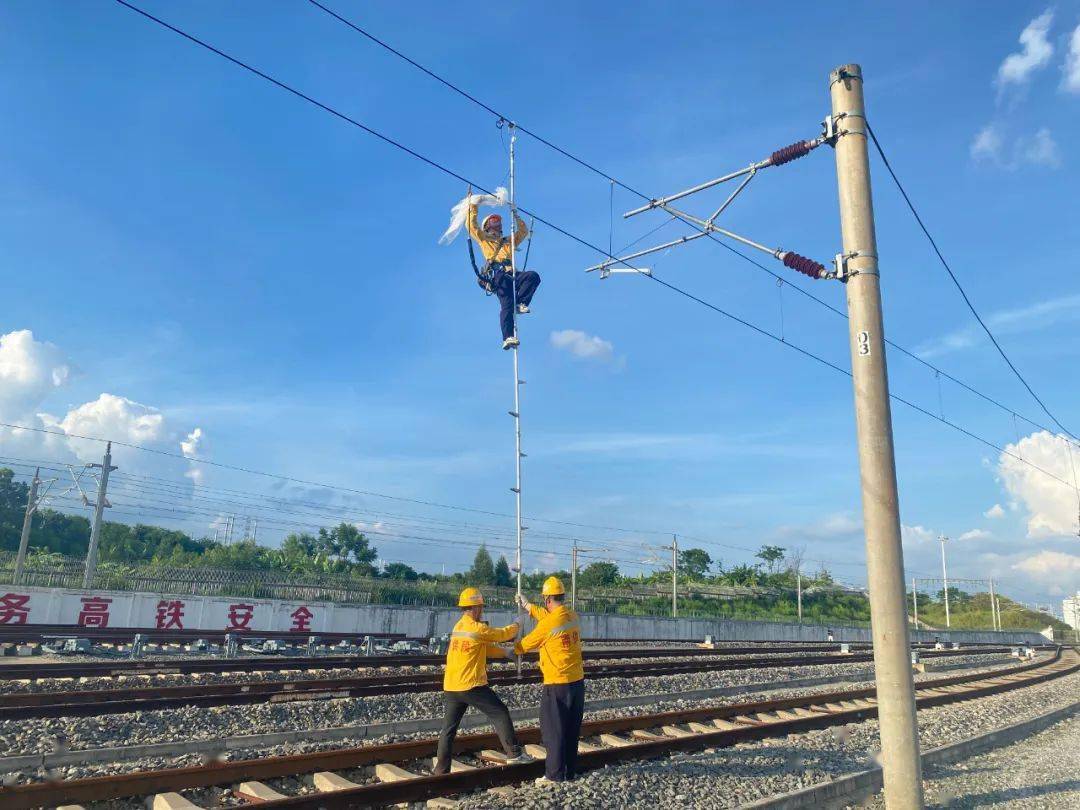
top-left (2, 467), bottom-right (1058, 632)
top-left (908, 587), bottom-right (1068, 637)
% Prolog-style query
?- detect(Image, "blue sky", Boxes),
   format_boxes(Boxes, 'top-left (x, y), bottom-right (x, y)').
top-left (1, 1), bottom-right (1079, 609)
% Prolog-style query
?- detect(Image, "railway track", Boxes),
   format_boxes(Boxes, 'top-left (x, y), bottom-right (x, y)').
top-left (0, 648), bottom-right (1012, 720)
top-left (0, 642), bottom-right (1009, 682)
top-left (0, 644), bottom-right (859, 681)
top-left (3, 647), bottom-right (1072, 809)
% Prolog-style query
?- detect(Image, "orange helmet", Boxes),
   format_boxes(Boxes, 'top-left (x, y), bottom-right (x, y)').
top-left (481, 214), bottom-right (502, 232)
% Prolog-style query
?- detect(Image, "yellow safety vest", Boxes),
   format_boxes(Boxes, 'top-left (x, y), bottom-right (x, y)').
top-left (515, 604), bottom-right (584, 685)
top-left (443, 613), bottom-right (519, 692)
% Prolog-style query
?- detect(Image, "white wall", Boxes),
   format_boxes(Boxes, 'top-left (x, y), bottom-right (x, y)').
top-left (0, 585), bottom-right (1048, 645)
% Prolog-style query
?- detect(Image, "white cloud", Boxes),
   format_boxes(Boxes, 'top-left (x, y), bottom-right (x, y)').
top-left (998, 430), bottom-right (1080, 537)
top-left (957, 528), bottom-right (991, 542)
top-left (1020, 128), bottom-right (1062, 168)
top-left (984, 503), bottom-right (1006, 519)
top-left (997, 10), bottom-right (1055, 87)
top-left (970, 124), bottom-right (1003, 163)
top-left (550, 329), bottom-right (614, 362)
top-left (776, 511), bottom-right (863, 542)
top-left (0, 329), bottom-right (206, 494)
top-left (901, 524), bottom-right (936, 545)
top-left (970, 125), bottom-right (1062, 171)
top-left (916, 293), bottom-right (1080, 358)
top-left (56, 394), bottom-right (166, 462)
top-left (1012, 550), bottom-right (1080, 595)
top-left (0, 329), bottom-right (70, 420)
top-left (180, 427), bottom-right (207, 485)
top-left (1062, 23), bottom-right (1080, 93)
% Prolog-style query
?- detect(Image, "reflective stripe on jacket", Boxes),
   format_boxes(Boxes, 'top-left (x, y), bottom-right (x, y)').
top-left (514, 603), bottom-right (584, 685)
top-left (467, 203), bottom-right (529, 263)
top-left (443, 613), bottom-right (519, 692)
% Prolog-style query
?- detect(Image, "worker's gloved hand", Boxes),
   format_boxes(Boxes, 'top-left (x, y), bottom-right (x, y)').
top-left (515, 593), bottom-right (530, 610)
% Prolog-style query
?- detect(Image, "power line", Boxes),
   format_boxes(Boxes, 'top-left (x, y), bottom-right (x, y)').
top-left (0, 1), bottom-right (1051, 560)
top-left (865, 122), bottom-right (1076, 441)
top-left (303, 0), bottom-right (1080, 456)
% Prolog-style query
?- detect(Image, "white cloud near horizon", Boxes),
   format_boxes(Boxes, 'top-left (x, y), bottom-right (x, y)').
top-left (958, 528), bottom-right (991, 542)
top-left (550, 329), bottom-right (615, 362)
top-left (1012, 549), bottom-right (1080, 596)
top-left (0, 328), bottom-right (206, 489)
top-left (984, 503), bottom-right (1006, 519)
top-left (915, 292), bottom-right (1080, 359)
top-left (998, 430), bottom-right (1080, 538)
top-left (902, 524), bottom-right (936, 545)
top-left (181, 427), bottom-right (206, 485)
top-left (1062, 22), bottom-right (1080, 93)
top-left (997, 10), bottom-right (1055, 88)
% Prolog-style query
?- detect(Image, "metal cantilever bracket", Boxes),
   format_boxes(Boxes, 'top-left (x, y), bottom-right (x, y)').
top-left (832, 251), bottom-right (879, 282)
top-left (599, 266), bottom-right (652, 280)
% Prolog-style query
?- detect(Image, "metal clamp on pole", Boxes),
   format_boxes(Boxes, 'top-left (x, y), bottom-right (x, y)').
top-left (823, 111), bottom-right (868, 144)
top-left (832, 250), bottom-right (879, 281)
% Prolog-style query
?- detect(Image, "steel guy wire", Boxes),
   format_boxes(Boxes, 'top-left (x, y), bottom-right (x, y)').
top-left (865, 121), bottom-right (1077, 442)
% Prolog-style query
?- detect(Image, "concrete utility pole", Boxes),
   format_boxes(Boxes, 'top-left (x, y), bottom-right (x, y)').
top-left (83, 442), bottom-right (116, 589)
top-left (940, 535), bottom-right (950, 628)
top-left (829, 64), bottom-right (924, 808)
top-left (797, 571), bottom-right (803, 623)
top-left (571, 540), bottom-right (579, 611)
top-left (14, 469), bottom-right (41, 585)
top-left (912, 578), bottom-right (918, 631)
top-left (671, 534), bottom-right (678, 619)
top-left (988, 578), bottom-right (997, 631)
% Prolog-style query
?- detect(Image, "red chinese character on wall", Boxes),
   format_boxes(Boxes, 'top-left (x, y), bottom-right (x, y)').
top-left (155, 599), bottom-right (185, 630)
top-left (226, 603), bottom-right (255, 630)
top-left (289, 606), bottom-right (313, 632)
top-left (78, 596), bottom-right (112, 628)
top-left (0, 593), bottom-right (30, 625)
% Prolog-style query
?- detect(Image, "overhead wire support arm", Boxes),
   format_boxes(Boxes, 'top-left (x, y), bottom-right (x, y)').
top-left (658, 204), bottom-right (833, 280)
top-left (622, 134), bottom-right (827, 219)
top-left (583, 232), bottom-right (708, 276)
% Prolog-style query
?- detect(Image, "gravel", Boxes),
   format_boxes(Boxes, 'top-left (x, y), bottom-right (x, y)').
top-left (0, 646), bottom-right (863, 695)
top-left (0, 652), bottom-right (1016, 758)
top-left (454, 667), bottom-right (1080, 810)
top-left (864, 712), bottom-right (1080, 809)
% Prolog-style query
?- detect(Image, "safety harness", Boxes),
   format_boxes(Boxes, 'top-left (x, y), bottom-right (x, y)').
top-left (467, 220), bottom-right (534, 296)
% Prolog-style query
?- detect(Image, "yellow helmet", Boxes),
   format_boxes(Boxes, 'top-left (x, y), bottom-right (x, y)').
top-left (458, 587), bottom-right (484, 607)
top-left (541, 576), bottom-right (566, 596)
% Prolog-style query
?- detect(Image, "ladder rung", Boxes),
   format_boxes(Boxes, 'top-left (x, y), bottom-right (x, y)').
top-left (510, 487), bottom-right (520, 493)
top-left (508, 411), bottom-right (519, 417)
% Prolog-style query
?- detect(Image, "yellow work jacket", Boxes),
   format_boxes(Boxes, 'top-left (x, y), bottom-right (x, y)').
top-left (443, 613), bottom-right (519, 692)
top-left (467, 203), bottom-right (529, 264)
top-left (514, 603), bottom-right (584, 685)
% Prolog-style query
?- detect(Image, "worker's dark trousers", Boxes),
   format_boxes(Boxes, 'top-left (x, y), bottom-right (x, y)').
top-left (540, 679), bottom-right (585, 781)
top-left (434, 686), bottom-right (520, 774)
top-left (496, 270), bottom-right (541, 339)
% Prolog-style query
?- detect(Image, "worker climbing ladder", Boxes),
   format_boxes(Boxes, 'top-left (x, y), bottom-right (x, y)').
top-left (439, 122), bottom-right (537, 675)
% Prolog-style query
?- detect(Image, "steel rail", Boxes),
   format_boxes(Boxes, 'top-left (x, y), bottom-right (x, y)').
top-left (0, 643), bottom-right (886, 681)
top-left (1, 649), bottom-right (1069, 809)
top-left (0, 650), bottom-right (915, 719)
